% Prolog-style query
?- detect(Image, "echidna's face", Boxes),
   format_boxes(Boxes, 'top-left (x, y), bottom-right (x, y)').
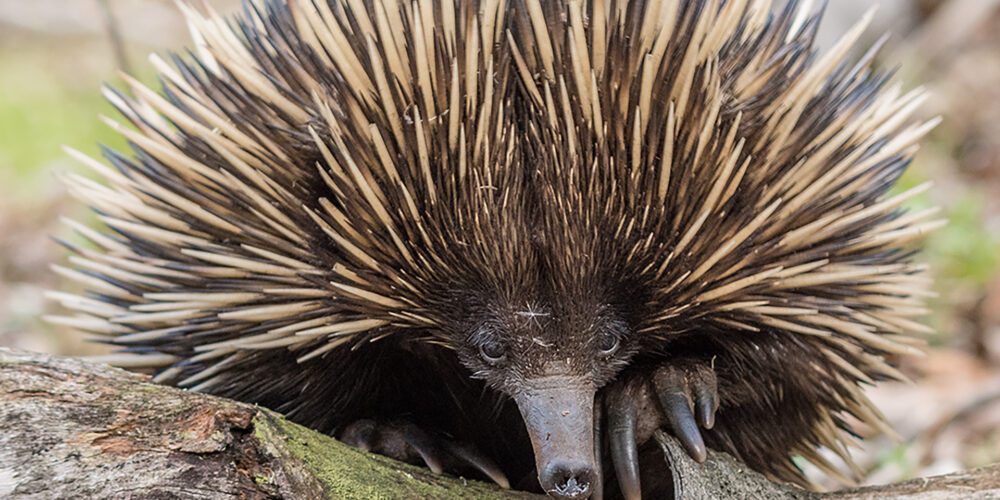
top-left (453, 292), bottom-right (639, 497)
top-left (459, 298), bottom-right (636, 390)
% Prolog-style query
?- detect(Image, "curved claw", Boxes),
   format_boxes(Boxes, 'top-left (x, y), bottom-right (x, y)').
top-left (658, 391), bottom-right (707, 463)
top-left (606, 382), bottom-right (642, 500)
top-left (693, 378), bottom-right (718, 430)
top-left (339, 419), bottom-right (508, 487)
top-left (399, 423), bottom-right (445, 474)
top-left (652, 365), bottom-right (718, 463)
top-left (443, 441), bottom-right (511, 489)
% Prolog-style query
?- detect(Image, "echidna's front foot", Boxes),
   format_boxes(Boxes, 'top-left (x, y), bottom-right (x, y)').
top-left (603, 362), bottom-right (719, 499)
top-left (339, 419), bottom-right (510, 488)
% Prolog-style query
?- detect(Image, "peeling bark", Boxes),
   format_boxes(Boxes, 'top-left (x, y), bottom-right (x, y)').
top-left (1, 348), bottom-right (997, 499)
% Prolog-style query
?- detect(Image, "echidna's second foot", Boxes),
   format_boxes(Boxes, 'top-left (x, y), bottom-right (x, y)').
top-left (603, 362), bottom-right (719, 500)
top-left (339, 419), bottom-right (510, 489)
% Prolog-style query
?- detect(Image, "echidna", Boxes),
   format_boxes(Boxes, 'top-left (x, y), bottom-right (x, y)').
top-left (49, 0), bottom-right (941, 498)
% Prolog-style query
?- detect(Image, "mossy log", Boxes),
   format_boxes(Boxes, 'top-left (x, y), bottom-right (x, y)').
top-left (1, 348), bottom-right (997, 499)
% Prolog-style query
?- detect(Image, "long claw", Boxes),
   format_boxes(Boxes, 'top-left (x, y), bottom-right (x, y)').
top-left (659, 391), bottom-right (707, 463)
top-left (607, 385), bottom-right (641, 500)
top-left (340, 419), bottom-right (506, 485)
top-left (444, 441), bottom-right (511, 489)
top-left (694, 381), bottom-right (718, 429)
top-left (400, 423), bottom-right (445, 474)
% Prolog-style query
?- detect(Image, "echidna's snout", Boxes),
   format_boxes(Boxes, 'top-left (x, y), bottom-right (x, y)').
top-left (513, 377), bottom-right (597, 499)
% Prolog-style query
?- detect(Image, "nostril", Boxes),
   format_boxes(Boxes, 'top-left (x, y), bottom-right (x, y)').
top-left (555, 473), bottom-right (590, 496)
top-left (542, 462), bottom-right (594, 499)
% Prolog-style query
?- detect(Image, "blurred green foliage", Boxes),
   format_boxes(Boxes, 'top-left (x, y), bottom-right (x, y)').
top-left (931, 193), bottom-right (999, 286)
top-left (0, 48), bottom-right (127, 197)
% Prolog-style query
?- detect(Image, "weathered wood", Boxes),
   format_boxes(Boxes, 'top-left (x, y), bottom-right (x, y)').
top-left (1, 348), bottom-right (997, 499)
top-left (655, 432), bottom-right (1000, 499)
top-left (0, 348), bottom-right (534, 499)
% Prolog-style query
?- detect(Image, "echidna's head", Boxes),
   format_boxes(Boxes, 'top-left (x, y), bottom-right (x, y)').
top-left (448, 285), bottom-right (639, 496)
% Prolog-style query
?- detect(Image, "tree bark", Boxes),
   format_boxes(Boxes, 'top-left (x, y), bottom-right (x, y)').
top-left (0, 348), bottom-right (533, 499)
top-left (1, 347), bottom-right (997, 499)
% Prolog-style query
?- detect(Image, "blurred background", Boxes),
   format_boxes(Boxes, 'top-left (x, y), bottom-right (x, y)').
top-left (0, 0), bottom-right (997, 491)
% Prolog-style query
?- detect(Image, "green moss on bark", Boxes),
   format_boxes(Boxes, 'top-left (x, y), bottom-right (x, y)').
top-left (252, 411), bottom-right (539, 499)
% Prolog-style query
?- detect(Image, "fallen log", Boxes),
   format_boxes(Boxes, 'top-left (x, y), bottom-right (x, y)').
top-left (1, 348), bottom-right (996, 499)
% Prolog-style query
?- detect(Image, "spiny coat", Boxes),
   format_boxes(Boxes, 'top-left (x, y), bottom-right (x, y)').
top-left (51, 0), bottom-right (939, 496)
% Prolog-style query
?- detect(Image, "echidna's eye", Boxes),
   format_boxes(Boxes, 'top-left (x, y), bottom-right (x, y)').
top-left (479, 340), bottom-right (506, 364)
top-left (598, 333), bottom-right (620, 356)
